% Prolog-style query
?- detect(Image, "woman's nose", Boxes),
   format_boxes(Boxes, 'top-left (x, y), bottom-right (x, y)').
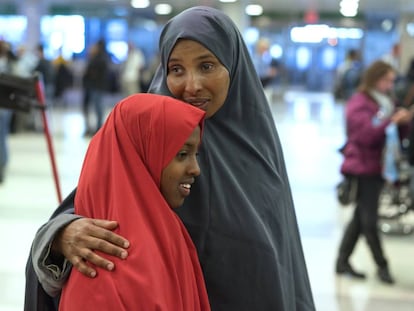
top-left (184, 72), bottom-right (202, 94)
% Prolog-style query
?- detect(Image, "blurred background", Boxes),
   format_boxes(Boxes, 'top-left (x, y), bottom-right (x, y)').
top-left (1, 0), bottom-right (414, 92)
top-left (1, 0), bottom-right (414, 310)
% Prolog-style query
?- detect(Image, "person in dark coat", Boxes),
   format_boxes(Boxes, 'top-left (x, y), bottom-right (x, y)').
top-left (52, 52), bottom-right (73, 106)
top-left (33, 44), bottom-right (54, 96)
top-left (82, 39), bottom-right (110, 135)
top-left (25, 6), bottom-right (315, 311)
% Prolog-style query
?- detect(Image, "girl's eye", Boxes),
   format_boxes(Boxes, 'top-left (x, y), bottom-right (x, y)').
top-left (177, 151), bottom-right (188, 160)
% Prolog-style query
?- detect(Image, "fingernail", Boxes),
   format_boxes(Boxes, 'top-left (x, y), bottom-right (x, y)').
top-left (121, 251), bottom-right (128, 259)
top-left (90, 271), bottom-right (96, 278)
top-left (107, 263), bottom-right (114, 271)
top-left (124, 241), bottom-right (130, 248)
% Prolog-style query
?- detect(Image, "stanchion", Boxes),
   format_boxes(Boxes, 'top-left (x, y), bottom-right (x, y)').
top-left (35, 76), bottom-right (62, 204)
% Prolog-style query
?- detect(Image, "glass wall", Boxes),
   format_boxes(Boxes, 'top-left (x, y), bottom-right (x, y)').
top-left (41, 15), bottom-right (85, 60)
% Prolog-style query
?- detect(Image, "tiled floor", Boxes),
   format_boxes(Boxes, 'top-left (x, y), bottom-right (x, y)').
top-left (1, 89), bottom-right (413, 310)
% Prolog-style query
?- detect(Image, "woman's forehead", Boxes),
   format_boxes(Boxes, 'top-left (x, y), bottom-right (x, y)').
top-left (170, 40), bottom-right (212, 56)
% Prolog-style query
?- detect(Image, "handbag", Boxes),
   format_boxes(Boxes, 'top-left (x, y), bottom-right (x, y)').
top-left (336, 175), bottom-right (358, 206)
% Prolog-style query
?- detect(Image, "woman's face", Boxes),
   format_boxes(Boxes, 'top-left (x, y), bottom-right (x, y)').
top-left (160, 126), bottom-right (201, 209)
top-left (166, 40), bottom-right (230, 118)
top-left (375, 70), bottom-right (396, 94)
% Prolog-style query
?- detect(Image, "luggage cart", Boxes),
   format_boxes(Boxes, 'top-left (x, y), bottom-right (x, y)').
top-left (0, 72), bottom-right (62, 203)
top-left (378, 158), bottom-right (413, 235)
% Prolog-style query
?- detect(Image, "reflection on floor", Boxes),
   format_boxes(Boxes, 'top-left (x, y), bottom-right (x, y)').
top-left (1, 89), bottom-right (413, 311)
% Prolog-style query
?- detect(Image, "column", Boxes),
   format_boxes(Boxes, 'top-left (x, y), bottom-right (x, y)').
top-left (18, 0), bottom-right (47, 49)
top-left (220, 0), bottom-right (250, 34)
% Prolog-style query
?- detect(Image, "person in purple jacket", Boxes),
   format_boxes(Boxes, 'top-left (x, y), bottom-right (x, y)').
top-left (335, 60), bottom-right (413, 284)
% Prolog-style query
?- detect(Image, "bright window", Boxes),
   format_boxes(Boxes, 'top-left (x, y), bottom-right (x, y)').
top-left (0, 16), bottom-right (27, 46)
top-left (41, 15), bottom-right (85, 59)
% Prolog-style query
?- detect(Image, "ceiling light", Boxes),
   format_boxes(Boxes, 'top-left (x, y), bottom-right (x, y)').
top-left (381, 19), bottom-right (393, 32)
top-left (155, 4), bottom-right (172, 15)
top-left (131, 0), bottom-right (150, 9)
top-left (339, 0), bottom-right (359, 17)
top-left (245, 5), bottom-right (263, 16)
top-left (340, 8), bottom-right (358, 17)
top-left (407, 23), bottom-right (414, 37)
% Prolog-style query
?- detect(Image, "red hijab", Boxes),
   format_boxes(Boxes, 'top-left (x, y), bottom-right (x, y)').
top-left (59, 93), bottom-right (209, 311)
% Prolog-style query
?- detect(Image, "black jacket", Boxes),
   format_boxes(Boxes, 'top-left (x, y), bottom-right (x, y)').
top-left (24, 189), bottom-right (76, 311)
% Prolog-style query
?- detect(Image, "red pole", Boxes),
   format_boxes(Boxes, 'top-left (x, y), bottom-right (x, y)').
top-left (35, 76), bottom-right (62, 204)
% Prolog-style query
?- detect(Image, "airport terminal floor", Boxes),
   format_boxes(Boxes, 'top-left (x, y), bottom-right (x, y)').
top-left (1, 88), bottom-right (413, 310)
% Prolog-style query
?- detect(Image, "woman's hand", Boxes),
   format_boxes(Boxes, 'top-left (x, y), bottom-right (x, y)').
top-left (52, 218), bottom-right (129, 278)
top-left (391, 108), bottom-right (413, 125)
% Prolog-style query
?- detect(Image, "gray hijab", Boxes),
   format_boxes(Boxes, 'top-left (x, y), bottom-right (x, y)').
top-left (149, 6), bottom-right (315, 310)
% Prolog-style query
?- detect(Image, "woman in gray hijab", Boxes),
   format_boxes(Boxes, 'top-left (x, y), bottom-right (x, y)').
top-left (25, 6), bottom-right (315, 311)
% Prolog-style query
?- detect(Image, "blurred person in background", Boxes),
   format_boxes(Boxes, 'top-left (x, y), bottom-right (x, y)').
top-left (34, 44), bottom-right (54, 100)
top-left (52, 50), bottom-right (73, 107)
top-left (399, 58), bottom-right (414, 107)
top-left (252, 37), bottom-right (279, 88)
top-left (13, 44), bottom-right (37, 78)
top-left (334, 49), bottom-right (363, 101)
top-left (252, 37), bottom-right (279, 103)
top-left (0, 40), bottom-right (17, 183)
top-left (383, 43), bottom-right (407, 106)
top-left (29, 44), bottom-right (54, 132)
top-left (12, 44), bottom-right (38, 132)
top-left (140, 52), bottom-right (160, 92)
top-left (382, 43), bottom-right (402, 77)
top-left (81, 44), bottom-right (95, 136)
top-left (119, 42), bottom-right (145, 97)
top-left (81, 39), bottom-right (110, 136)
top-left (335, 60), bottom-right (413, 285)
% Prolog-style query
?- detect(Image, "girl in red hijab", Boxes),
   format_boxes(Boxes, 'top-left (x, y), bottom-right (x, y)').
top-left (59, 93), bottom-right (209, 310)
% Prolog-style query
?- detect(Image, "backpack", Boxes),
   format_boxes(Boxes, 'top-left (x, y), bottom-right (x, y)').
top-left (342, 63), bottom-right (362, 92)
top-left (334, 63), bottom-right (362, 100)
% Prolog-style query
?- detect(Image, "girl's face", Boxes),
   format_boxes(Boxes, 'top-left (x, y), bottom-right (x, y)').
top-left (375, 70), bottom-right (396, 94)
top-left (166, 40), bottom-right (230, 118)
top-left (160, 126), bottom-right (201, 209)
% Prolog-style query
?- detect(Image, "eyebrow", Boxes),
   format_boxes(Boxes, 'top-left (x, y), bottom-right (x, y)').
top-left (169, 53), bottom-right (214, 63)
top-left (183, 141), bottom-right (199, 149)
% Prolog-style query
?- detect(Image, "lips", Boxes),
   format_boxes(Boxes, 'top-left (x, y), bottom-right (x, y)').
top-left (179, 183), bottom-right (191, 197)
top-left (179, 177), bottom-right (194, 198)
top-left (185, 98), bottom-right (209, 111)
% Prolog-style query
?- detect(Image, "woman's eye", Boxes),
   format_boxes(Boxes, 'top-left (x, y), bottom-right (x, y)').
top-left (168, 65), bottom-right (182, 74)
top-left (201, 63), bottom-right (214, 71)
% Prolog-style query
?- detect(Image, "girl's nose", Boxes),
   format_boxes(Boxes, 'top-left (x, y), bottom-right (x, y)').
top-left (188, 156), bottom-right (201, 177)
